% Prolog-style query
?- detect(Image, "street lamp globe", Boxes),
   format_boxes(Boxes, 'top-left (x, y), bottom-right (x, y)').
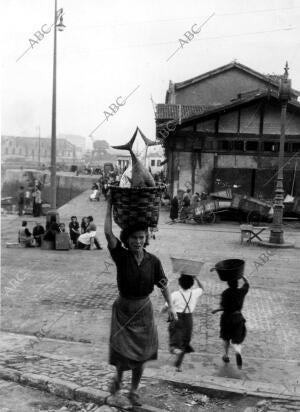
top-left (57, 13), bottom-right (66, 31)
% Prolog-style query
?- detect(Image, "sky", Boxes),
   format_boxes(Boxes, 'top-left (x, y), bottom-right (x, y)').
top-left (1, 0), bottom-right (300, 149)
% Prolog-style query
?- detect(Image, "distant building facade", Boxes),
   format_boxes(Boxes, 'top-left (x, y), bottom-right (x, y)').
top-left (1, 136), bottom-right (81, 165)
top-left (156, 62), bottom-right (300, 199)
top-left (146, 150), bottom-right (164, 174)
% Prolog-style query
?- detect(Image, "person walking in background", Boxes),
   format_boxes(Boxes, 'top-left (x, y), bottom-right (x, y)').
top-left (212, 276), bottom-right (249, 369)
top-left (24, 188), bottom-right (32, 211)
top-left (170, 192), bottom-right (179, 222)
top-left (32, 186), bottom-right (42, 217)
top-left (17, 186), bottom-right (25, 216)
top-left (191, 192), bottom-right (200, 208)
top-left (69, 216), bottom-right (80, 246)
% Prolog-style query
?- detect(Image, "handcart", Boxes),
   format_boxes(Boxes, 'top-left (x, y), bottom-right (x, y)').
top-left (231, 194), bottom-right (272, 225)
top-left (193, 199), bottom-right (232, 224)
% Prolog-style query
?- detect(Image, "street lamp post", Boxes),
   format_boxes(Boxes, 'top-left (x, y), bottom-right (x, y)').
top-left (269, 62), bottom-right (291, 244)
top-left (47, 0), bottom-right (65, 223)
top-left (37, 126), bottom-right (41, 168)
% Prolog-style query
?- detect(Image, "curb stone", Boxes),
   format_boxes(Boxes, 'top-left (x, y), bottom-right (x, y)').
top-left (151, 374), bottom-right (300, 402)
top-left (0, 366), bottom-right (167, 412)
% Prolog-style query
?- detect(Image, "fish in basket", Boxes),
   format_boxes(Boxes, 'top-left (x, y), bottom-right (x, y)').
top-left (110, 128), bottom-right (164, 229)
top-left (171, 257), bottom-right (204, 276)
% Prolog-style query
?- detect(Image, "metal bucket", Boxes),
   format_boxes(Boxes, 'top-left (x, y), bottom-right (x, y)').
top-left (211, 259), bottom-right (245, 282)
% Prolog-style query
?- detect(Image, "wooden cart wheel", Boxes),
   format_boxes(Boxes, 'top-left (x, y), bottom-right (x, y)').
top-left (194, 216), bottom-right (202, 224)
top-left (202, 211), bottom-right (216, 224)
top-left (247, 211), bottom-right (262, 225)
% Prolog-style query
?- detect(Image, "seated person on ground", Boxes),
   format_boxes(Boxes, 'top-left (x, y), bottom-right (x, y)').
top-left (87, 216), bottom-right (102, 249)
top-left (59, 223), bottom-right (66, 232)
top-left (32, 222), bottom-right (45, 246)
top-left (43, 222), bottom-right (60, 242)
top-left (18, 221), bottom-right (34, 247)
top-left (69, 216), bottom-right (80, 245)
top-left (77, 224), bottom-right (97, 250)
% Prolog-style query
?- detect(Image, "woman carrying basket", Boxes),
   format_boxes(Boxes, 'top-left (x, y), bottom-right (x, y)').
top-left (104, 193), bottom-right (177, 408)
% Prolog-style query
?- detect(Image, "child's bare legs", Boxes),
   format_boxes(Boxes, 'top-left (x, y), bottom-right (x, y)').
top-left (174, 350), bottom-right (185, 371)
top-left (222, 340), bottom-right (230, 363)
top-left (232, 343), bottom-right (243, 369)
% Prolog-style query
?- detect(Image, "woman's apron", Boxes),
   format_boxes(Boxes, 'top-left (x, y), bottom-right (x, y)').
top-left (110, 295), bottom-right (158, 369)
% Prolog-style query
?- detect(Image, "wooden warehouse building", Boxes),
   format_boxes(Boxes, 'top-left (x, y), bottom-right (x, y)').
top-left (155, 62), bottom-right (300, 199)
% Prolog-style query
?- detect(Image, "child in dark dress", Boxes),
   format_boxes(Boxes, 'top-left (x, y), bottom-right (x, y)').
top-left (212, 276), bottom-right (249, 369)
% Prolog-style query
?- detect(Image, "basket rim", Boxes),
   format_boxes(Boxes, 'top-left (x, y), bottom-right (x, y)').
top-left (170, 256), bottom-right (205, 264)
top-left (109, 185), bottom-right (164, 191)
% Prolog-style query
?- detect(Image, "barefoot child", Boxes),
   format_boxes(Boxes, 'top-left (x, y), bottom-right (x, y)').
top-left (162, 273), bottom-right (204, 371)
top-left (212, 276), bottom-right (249, 369)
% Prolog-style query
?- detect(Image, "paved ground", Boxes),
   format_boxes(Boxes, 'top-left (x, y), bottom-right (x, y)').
top-left (1, 191), bottom-right (300, 410)
top-left (0, 378), bottom-right (69, 412)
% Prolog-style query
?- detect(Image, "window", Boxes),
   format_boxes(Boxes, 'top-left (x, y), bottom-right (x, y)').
top-left (157, 160), bottom-right (161, 166)
top-left (291, 142), bottom-right (300, 152)
top-left (246, 141), bottom-right (258, 151)
top-left (233, 141), bottom-right (244, 151)
top-left (151, 160), bottom-right (155, 166)
top-left (218, 140), bottom-right (230, 151)
top-left (263, 142), bottom-right (279, 152)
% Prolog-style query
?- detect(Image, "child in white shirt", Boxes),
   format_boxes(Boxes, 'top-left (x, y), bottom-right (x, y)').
top-left (162, 274), bottom-right (204, 371)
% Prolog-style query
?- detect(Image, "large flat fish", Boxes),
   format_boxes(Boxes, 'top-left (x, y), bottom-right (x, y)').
top-left (112, 127), bottom-right (155, 188)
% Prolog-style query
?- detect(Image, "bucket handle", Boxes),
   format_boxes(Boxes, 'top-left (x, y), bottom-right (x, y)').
top-left (210, 267), bottom-right (216, 273)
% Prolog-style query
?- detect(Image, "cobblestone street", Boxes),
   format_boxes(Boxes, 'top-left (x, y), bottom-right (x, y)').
top-left (2, 194), bottom-right (300, 410)
top-left (2, 196), bottom-right (300, 363)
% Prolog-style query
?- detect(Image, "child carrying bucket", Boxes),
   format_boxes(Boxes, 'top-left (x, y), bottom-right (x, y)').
top-left (211, 259), bottom-right (249, 369)
top-left (162, 257), bottom-right (205, 371)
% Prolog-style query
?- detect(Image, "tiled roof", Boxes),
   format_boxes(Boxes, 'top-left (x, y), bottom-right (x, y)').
top-left (156, 90), bottom-right (300, 127)
top-left (156, 104), bottom-right (215, 121)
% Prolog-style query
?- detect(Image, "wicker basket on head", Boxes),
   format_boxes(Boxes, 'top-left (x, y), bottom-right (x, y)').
top-left (171, 257), bottom-right (204, 276)
top-left (109, 185), bottom-right (164, 229)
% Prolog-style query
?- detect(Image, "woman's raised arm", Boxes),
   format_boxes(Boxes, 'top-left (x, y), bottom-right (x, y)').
top-left (104, 192), bottom-right (118, 249)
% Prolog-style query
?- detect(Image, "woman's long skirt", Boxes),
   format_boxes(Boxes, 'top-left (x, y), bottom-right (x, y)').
top-left (109, 296), bottom-right (158, 370)
top-left (168, 313), bottom-right (194, 353)
top-left (220, 311), bottom-right (247, 344)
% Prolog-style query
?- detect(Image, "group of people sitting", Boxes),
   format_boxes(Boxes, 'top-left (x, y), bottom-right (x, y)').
top-left (17, 215), bottom-right (102, 250)
top-left (18, 221), bottom-right (46, 247)
top-left (69, 215), bottom-right (102, 250)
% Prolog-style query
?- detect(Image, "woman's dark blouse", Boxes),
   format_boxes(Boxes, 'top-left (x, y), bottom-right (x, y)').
top-left (108, 239), bottom-right (168, 298)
